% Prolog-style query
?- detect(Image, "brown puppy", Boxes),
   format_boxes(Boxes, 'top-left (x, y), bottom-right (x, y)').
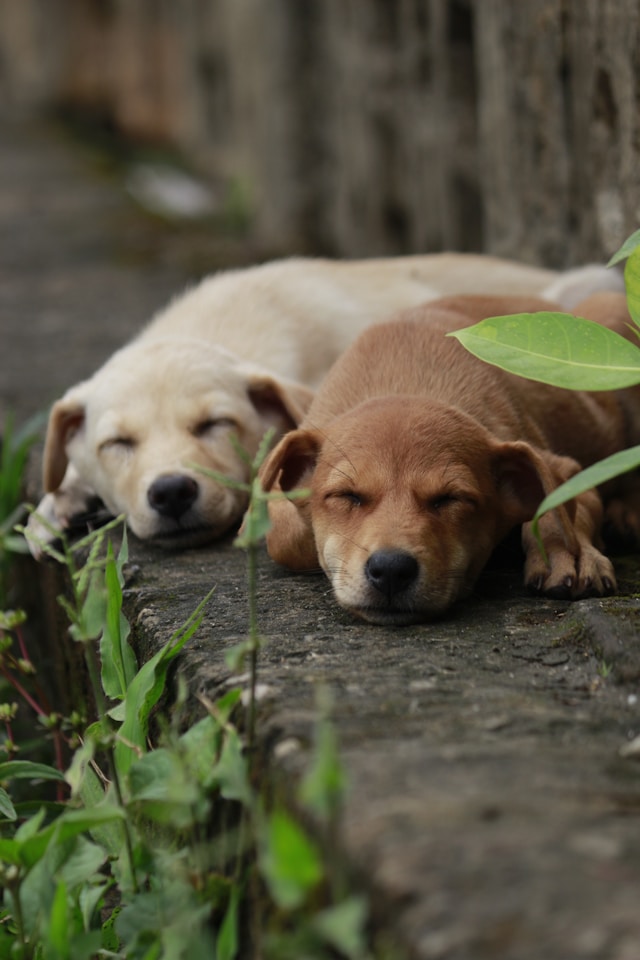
top-left (259, 292), bottom-right (640, 624)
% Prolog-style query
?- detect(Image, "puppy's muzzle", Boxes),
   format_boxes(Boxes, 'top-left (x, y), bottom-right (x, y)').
top-left (147, 474), bottom-right (199, 520)
top-left (365, 549), bottom-right (419, 600)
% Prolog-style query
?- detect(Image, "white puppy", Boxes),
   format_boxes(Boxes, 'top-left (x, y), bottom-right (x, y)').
top-left (27, 254), bottom-right (622, 553)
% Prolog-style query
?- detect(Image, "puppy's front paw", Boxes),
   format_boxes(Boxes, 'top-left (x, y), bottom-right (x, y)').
top-left (25, 493), bottom-right (66, 559)
top-left (524, 541), bottom-right (616, 599)
top-left (25, 486), bottom-right (107, 560)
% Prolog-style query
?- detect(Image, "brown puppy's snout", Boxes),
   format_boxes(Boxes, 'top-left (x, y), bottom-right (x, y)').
top-left (364, 549), bottom-right (419, 600)
top-left (147, 474), bottom-right (199, 520)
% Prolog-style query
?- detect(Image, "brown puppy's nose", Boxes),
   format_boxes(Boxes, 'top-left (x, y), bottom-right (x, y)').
top-left (147, 475), bottom-right (199, 520)
top-left (365, 549), bottom-right (419, 599)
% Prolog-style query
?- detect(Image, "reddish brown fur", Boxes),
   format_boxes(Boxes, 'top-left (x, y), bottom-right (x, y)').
top-left (260, 292), bottom-right (640, 624)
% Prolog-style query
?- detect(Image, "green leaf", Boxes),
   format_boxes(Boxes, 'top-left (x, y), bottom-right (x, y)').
top-left (114, 589), bottom-right (214, 774)
top-left (0, 787), bottom-right (16, 821)
top-left (127, 747), bottom-right (210, 827)
top-left (179, 714), bottom-right (224, 788)
top-left (259, 807), bottom-right (323, 910)
top-left (15, 806), bottom-right (47, 841)
top-left (450, 312), bottom-right (640, 390)
top-left (65, 737), bottom-right (96, 799)
top-left (299, 710), bottom-right (345, 822)
top-left (233, 480), bottom-right (272, 548)
top-left (532, 444), bottom-right (640, 536)
top-left (46, 881), bottom-right (70, 958)
top-left (224, 638), bottom-right (253, 672)
top-left (607, 228), bottom-right (640, 266)
top-left (625, 247), bottom-right (640, 327)
top-left (0, 760), bottom-right (66, 782)
top-left (71, 570), bottom-right (107, 643)
top-left (58, 835), bottom-right (106, 890)
top-left (100, 539), bottom-right (137, 700)
top-left (212, 728), bottom-right (252, 807)
top-left (16, 806), bottom-right (125, 871)
top-left (312, 896), bottom-right (369, 960)
top-left (78, 877), bottom-right (111, 931)
top-left (0, 837), bottom-right (20, 864)
top-left (216, 884), bottom-right (240, 960)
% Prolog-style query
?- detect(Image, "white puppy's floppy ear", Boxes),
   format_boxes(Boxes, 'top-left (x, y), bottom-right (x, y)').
top-left (43, 391), bottom-right (87, 492)
top-left (246, 371), bottom-right (315, 434)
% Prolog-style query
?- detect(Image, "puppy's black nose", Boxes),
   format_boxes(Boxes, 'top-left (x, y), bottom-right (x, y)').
top-left (147, 475), bottom-right (199, 520)
top-left (365, 549), bottom-right (419, 599)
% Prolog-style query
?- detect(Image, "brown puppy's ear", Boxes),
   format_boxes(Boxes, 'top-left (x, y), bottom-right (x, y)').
top-left (246, 372), bottom-right (315, 434)
top-left (260, 428), bottom-right (322, 493)
top-left (491, 440), bottom-right (581, 540)
top-left (43, 395), bottom-right (86, 492)
top-left (260, 429), bottom-right (322, 570)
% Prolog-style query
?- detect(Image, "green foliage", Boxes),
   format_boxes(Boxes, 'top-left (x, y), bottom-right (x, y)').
top-left (451, 311), bottom-right (640, 390)
top-left (0, 413), bottom-right (45, 605)
top-left (450, 229), bottom-right (640, 539)
top-left (260, 805), bottom-right (324, 909)
top-left (0, 433), bottom-right (372, 959)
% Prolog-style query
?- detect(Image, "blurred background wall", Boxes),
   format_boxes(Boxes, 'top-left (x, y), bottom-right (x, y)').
top-left (1, 0), bottom-right (638, 266)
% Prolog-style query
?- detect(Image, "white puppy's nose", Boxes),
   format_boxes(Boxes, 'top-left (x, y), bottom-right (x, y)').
top-left (147, 474), bottom-right (199, 520)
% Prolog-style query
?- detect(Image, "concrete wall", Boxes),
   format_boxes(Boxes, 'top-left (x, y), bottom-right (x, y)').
top-left (1, 0), bottom-right (638, 264)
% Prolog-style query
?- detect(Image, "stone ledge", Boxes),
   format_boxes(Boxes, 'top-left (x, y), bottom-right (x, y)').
top-left (116, 533), bottom-right (640, 959)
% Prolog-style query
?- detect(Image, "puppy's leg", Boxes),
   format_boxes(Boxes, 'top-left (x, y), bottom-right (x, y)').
top-left (26, 465), bottom-right (106, 559)
top-left (522, 488), bottom-right (616, 599)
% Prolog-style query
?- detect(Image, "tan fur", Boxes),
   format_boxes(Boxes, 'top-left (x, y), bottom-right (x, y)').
top-left (27, 255), bottom-right (622, 553)
top-left (260, 292), bottom-right (640, 624)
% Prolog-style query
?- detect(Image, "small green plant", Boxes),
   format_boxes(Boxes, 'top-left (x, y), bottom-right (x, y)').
top-left (195, 430), bottom-right (371, 959)
top-left (597, 659), bottom-right (613, 679)
top-left (450, 229), bottom-right (640, 540)
top-left (0, 435), bottom-right (374, 958)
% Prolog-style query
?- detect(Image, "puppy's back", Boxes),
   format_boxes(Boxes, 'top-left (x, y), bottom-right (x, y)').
top-left (305, 295), bottom-right (553, 428)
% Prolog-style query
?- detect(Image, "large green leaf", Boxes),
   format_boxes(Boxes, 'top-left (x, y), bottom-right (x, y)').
top-left (532, 444), bottom-right (640, 536)
top-left (624, 247), bottom-right (640, 328)
top-left (450, 312), bottom-right (640, 390)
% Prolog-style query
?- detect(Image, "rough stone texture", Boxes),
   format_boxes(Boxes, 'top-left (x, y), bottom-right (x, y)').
top-left (1, 1), bottom-right (639, 262)
top-left (3, 113), bottom-right (640, 959)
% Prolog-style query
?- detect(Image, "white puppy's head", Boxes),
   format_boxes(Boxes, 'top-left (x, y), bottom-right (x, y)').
top-left (43, 338), bottom-right (313, 546)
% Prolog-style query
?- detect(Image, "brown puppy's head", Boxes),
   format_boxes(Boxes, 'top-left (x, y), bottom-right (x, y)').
top-left (43, 338), bottom-right (313, 546)
top-left (261, 396), bottom-right (555, 624)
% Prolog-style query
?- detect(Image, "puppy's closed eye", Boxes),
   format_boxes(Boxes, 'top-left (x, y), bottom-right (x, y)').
top-left (428, 493), bottom-right (460, 511)
top-left (325, 490), bottom-right (365, 509)
top-left (99, 437), bottom-right (136, 453)
top-left (192, 418), bottom-right (236, 438)
top-left (426, 491), bottom-right (478, 513)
